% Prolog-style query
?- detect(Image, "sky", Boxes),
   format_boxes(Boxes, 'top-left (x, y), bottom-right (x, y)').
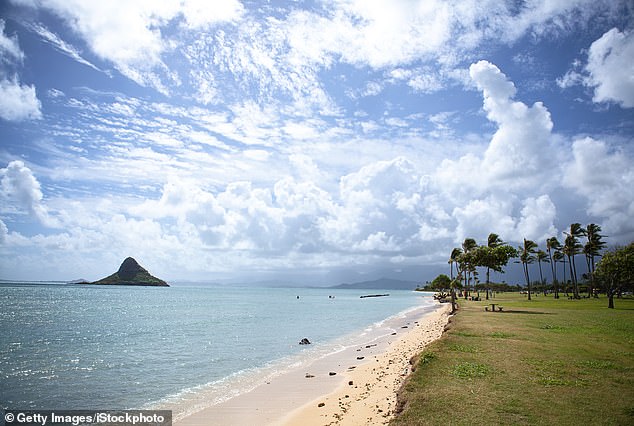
top-left (0, 0), bottom-right (633, 284)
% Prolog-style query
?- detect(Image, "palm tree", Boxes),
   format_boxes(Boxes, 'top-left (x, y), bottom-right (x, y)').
top-left (484, 233), bottom-right (504, 300)
top-left (536, 250), bottom-right (549, 295)
top-left (518, 238), bottom-right (538, 300)
top-left (487, 233), bottom-right (504, 248)
top-left (449, 277), bottom-right (459, 314)
top-left (461, 238), bottom-right (478, 299)
top-left (546, 237), bottom-right (562, 298)
top-left (449, 247), bottom-right (462, 281)
top-left (563, 223), bottom-right (584, 299)
top-left (556, 249), bottom-right (569, 296)
top-left (448, 247), bottom-right (463, 307)
top-left (583, 223), bottom-right (606, 297)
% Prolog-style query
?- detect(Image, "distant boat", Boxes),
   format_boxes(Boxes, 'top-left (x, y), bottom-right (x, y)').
top-left (360, 294), bottom-right (390, 298)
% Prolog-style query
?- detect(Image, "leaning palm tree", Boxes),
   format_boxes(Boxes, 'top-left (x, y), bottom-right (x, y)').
top-left (546, 237), bottom-right (562, 298)
top-left (518, 238), bottom-right (538, 301)
top-left (563, 223), bottom-right (584, 299)
top-left (449, 247), bottom-right (463, 281)
top-left (487, 233), bottom-right (504, 249)
top-left (583, 223), bottom-right (606, 297)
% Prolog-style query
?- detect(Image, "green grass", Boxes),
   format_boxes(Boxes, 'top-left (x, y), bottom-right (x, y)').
top-left (392, 293), bottom-right (634, 426)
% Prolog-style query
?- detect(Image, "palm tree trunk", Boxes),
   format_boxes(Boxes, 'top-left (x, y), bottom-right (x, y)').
top-left (567, 254), bottom-right (577, 299)
top-left (486, 267), bottom-right (490, 300)
top-left (562, 257), bottom-right (568, 297)
top-left (551, 257), bottom-right (559, 299)
top-left (571, 255), bottom-right (579, 299)
top-left (585, 254), bottom-right (593, 298)
top-left (592, 254), bottom-right (599, 298)
top-left (523, 262), bottom-right (532, 301)
top-left (548, 250), bottom-right (558, 299)
top-left (538, 262), bottom-right (545, 296)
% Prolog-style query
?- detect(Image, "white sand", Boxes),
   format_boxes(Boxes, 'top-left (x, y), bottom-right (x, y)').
top-left (174, 302), bottom-right (451, 426)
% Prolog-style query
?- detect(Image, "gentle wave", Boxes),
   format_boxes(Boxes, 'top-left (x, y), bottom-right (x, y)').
top-left (0, 284), bottom-right (435, 413)
top-left (153, 296), bottom-right (439, 420)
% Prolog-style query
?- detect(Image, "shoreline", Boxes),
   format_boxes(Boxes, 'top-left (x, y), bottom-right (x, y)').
top-left (174, 300), bottom-right (451, 426)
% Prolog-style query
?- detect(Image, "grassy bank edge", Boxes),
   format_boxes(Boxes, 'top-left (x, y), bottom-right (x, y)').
top-left (391, 294), bottom-right (634, 426)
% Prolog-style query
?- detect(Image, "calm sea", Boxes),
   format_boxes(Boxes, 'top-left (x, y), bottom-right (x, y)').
top-left (0, 283), bottom-right (436, 416)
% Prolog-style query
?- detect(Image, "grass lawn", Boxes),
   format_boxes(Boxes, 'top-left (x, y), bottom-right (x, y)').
top-left (392, 293), bottom-right (634, 425)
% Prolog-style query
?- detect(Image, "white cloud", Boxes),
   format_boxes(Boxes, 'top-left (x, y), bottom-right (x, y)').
top-left (452, 196), bottom-right (516, 243)
top-left (563, 137), bottom-right (634, 238)
top-left (516, 195), bottom-right (557, 242)
top-left (432, 61), bottom-right (575, 245)
top-left (436, 61), bottom-right (559, 206)
top-left (180, 0), bottom-right (243, 29)
top-left (556, 69), bottom-right (583, 89)
top-left (407, 72), bottom-right (443, 93)
top-left (361, 81), bottom-right (383, 97)
top-left (469, 61), bottom-right (556, 191)
top-left (0, 219), bottom-right (8, 244)
top-left (26, 22), bottom-right (102, 72)
top-left (11, 0), bottom-right (625, 107)
top-left (125, 156), bottom-right (436, 261)
top-left (24, 0), bottom-right (244, 92)
top-left (0, 19), bottom-right (42, 121)
top-left (558, 28), bottom-right (634, 108)
top-left (0, 19), bottom-right (24, 62)
top-left (275, 0), bottom-right (621, 73)
top-left (584, 28), bottom-right (634, 108)
top-left (497, 0), bottom-right (615, 42)
top-left (320, 157), bottom-right (429, 253)
top-left (450, 192), bottom-right (558, 246)
top-left (1, 161), bottom-right (56, 226)
top-left (325, 0), bottom-right (453, 67)
top-left (172, 0), bottom-right (624, 112)
top-left (0, 77), bottom-right (42, 121)
top-left (20, 57), bottom-right (631, 280)
top-left (3, 1), bottom-right (633, 282)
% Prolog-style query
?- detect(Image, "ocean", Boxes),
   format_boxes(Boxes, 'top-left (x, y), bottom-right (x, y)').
top-left (0, 283), bottom-right (437, 418)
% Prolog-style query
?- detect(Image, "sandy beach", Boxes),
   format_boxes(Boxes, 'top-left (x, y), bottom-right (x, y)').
top-left (174, 301), bottom-right (451, 426)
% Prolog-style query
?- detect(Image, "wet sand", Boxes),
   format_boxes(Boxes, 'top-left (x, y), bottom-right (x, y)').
top-left (175, 301), bottom-right (451, 426)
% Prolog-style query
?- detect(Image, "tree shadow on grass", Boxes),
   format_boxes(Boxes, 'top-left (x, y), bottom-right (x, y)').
top-left (498, 310), bottom-right (554, 315)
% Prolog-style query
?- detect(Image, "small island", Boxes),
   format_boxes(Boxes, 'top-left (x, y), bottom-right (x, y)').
top-left (84, 257), bottom-right (169, 287)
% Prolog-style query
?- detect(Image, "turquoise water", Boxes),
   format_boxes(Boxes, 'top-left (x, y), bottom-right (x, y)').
top-left (0, 283), bottom-right (435, 413)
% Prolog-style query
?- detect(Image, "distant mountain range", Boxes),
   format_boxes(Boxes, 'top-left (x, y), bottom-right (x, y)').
top-left (329, 277), bottom-right (421, 290)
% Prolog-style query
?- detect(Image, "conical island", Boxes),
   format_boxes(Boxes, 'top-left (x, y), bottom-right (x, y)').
top-left (87, 257), bottom-right (169, 287)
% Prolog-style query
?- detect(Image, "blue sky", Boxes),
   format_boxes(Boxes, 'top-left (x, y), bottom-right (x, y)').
top-left (0, 0), bottom-right (632, 284)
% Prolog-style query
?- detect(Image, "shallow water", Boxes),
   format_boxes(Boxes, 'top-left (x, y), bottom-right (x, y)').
top-left (0, 283), bottom-right (435, 413)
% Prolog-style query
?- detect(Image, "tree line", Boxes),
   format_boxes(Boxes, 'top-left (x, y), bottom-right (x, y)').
top-left (428, 223), bottom-right (633, 310)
